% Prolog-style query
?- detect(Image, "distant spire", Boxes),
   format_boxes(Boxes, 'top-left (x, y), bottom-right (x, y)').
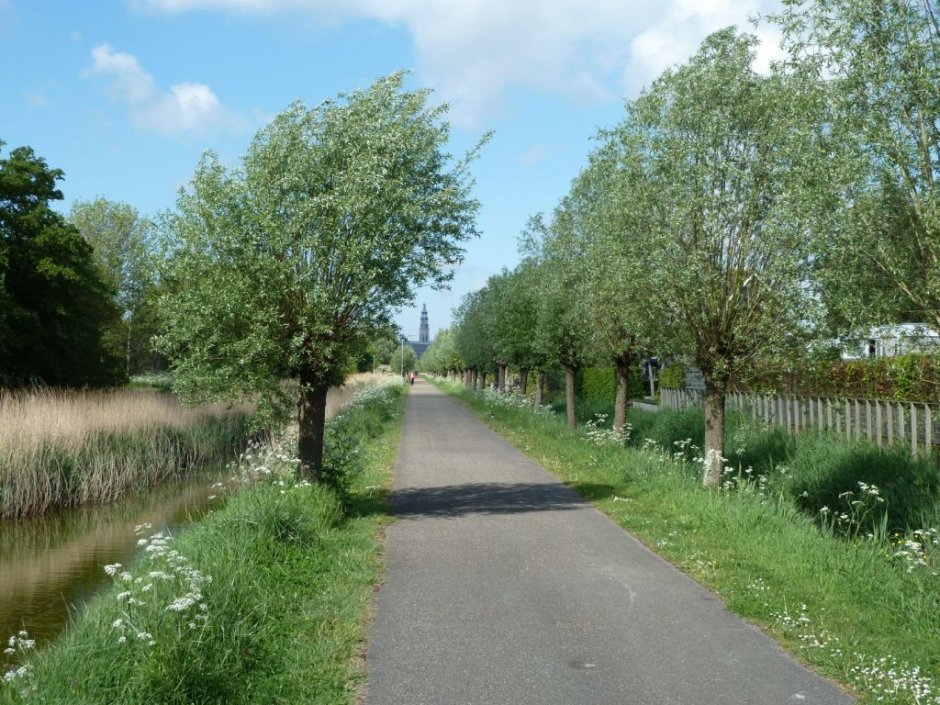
top-left (419, 304), bottom-right (429, 343)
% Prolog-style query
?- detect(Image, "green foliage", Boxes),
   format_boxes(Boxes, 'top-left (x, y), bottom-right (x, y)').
top-left (658, 363), bottom-right (686, 390)
top-left (581, 366), bottom-right (644, 403)
top-left (1, 411), bottom-right (250, 520)
top-left (628, 408), bottom-right (706, 457)
top-left (389, 344), bottom-right (417, 378)
top-left (0, 143), bottom-right (124, 387)
top-left (69, 198), bottom-right (164, 375)
top-left (156, 73), bottom-right (484, 474)
top-left (738, 354), bottom-right (940, 401)
top-left (628, 405), bottom-right (940, 535)
top-left (774, 0), bottom-right (940, 333)
top-left (417, 326), bottom-right (462, 374)
top-left (1, 381), bottom-right (405, 705)
top-left (581, 367), bottom-right (616, 402)
top-left (321, 382), bottom-right (405, 502)
top-left (785, 438), bottom-right (940, 535)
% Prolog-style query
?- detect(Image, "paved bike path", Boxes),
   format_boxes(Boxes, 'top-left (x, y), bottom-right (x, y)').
top-left (363, 381), bottom-right (853, 704)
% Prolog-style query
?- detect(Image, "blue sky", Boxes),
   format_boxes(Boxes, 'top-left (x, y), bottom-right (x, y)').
top-left (0, 0), bottom-right (781, 340)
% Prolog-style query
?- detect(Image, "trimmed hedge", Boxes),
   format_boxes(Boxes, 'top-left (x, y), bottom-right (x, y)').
top-left (580, 366), bottom-right (645, 403)
top-left (737, 354), bottom-right (940, 402)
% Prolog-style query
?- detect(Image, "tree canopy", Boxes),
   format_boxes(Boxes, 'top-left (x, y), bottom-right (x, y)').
top-left (70, 198), bottom-right (162, 375)
top-left (157, 73), bottom-right (485, 477)
top-left (0, 142), bottom-right (122, 387)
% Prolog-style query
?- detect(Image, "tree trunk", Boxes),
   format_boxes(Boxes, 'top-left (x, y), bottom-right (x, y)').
top-left (535, 369), bottom-right (545, 406)
top-left (498, 363), bottom-right (507, 392)
top-left (298, 366), bottom-right (329, 481)
top-left (481, 371), bottom-right (488, 389)
top-left (126, 319), bottom-right (132, 376)
top-left (473, 369), bottom-right (479, 390)
top-left (614, 357), bottom-right (629, 435)
top-left (565, 365), bottom-right (577, 430)
top-left (519, 368), bottom-right (529, 397)
top-left (702, 375), bottom-right (727, 488)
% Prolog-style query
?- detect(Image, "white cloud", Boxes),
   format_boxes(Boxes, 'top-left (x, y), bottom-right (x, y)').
top-left (518, 144), bottom-right (551, 167)
top-left (23, 89), bottom-right (51, 109)
top-left (84, 43), bottom-right (246, 137)
top-left (134, 0), bottom-right (783, 124)
top-left (0, 0), bottom-right (16, 33)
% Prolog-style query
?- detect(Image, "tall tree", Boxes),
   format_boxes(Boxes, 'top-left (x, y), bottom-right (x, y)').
top-left (0, 143), bottom-right (123, 387)
top-left (417, 325), bottom-right (459, 375)
top-left (157, 74), bottom-right (485, 479)
top-left (617, 29), bottom-right (823, 486)
top-left (453, 289), bottom-right (495, 389)
top-left (775, 0), bottom-right (940, 330)
top-left (70, 198), bottom-right (160, 374)
top-left (528, 210), bottom-right (594, 430)
top-left (567, 147), bottom-right (656, 435)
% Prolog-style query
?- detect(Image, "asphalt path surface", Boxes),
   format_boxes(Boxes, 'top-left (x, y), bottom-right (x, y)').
top-left (363, 381), bottom-right (854, 705)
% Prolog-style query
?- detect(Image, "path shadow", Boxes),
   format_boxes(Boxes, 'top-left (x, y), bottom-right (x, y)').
top-left (389, 481), bottom-right (616, 519)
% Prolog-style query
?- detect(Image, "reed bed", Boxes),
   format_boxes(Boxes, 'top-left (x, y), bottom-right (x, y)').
top-left (0, 389), bottom-right (250, 520)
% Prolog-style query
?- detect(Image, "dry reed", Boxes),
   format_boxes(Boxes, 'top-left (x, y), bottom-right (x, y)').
top-left (0, 389), bottom-right (250, 520)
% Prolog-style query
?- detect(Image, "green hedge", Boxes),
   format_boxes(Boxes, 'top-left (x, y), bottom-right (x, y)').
top-left (580, 366), bottom-right (645, 402)
top-left (658, 363), bottom-right (686, 389)
top-left (738, 354), bottom-right (940, 401)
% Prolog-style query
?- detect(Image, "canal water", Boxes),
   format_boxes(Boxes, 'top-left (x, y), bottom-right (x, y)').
top-left (0, 467), bottom-right (239, 667)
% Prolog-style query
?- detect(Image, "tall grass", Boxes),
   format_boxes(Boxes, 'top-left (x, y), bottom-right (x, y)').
top-left (0, 389), bottom-right (250, 520)
top-left (625, 406), bottom-right (940, 535)
top-left (1, 378), bottom-right (406, 705)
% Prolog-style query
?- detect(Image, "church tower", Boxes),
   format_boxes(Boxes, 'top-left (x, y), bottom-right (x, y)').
top-left (419, 304), bottom-right (429, 343)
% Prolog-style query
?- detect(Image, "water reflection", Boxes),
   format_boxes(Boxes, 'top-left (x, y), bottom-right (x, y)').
top-left (0, 468), bottom-right (238, 666)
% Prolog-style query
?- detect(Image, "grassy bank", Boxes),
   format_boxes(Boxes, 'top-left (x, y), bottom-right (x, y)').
top-left (1, 378), bottom-right (406, 704)
top-left (0, 389), bottom-right (252, 520)
top-left (437, 379), bottom-right (940, 705)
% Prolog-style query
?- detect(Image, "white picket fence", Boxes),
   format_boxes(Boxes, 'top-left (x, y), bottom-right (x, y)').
top-left (660, 387), bottom-right (939, 457)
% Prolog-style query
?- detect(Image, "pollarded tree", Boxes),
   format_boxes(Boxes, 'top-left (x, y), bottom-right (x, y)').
top-left (453, 289), bottom-right (495, 389)
top-left (619, 29), bottom-right (824, 486)
top-left (528, 210), bottom-right (594, 430)
top-left (158, 73), bottom-right (485, 479)
top-left (775, 0), bottom-right (940, 331)
top-left (566, 145), bottom-right (658, 435)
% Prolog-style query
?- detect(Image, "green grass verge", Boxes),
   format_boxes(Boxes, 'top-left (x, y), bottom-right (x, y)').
top-left (437, 379), bottom-right (940, 705)
top-left (1, 380), bottom-right (406, 705)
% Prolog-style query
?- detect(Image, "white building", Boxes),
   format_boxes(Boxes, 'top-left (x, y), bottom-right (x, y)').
top-left (840, 323), bottom-right (940, 360)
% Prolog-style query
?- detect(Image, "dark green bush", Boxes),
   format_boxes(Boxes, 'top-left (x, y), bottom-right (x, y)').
top-left (783, 438), bottom-right (940, 533)
top-left (581, 366), bottom-right (646, 403)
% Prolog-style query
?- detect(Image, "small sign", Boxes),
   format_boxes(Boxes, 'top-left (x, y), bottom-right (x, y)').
top-left (685, 366), bottom-right (705, 391)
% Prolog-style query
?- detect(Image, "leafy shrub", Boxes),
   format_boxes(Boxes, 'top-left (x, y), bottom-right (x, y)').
top-left (320, 420), bottom-right (364, 502)
top-left (580, 367), bottom-right (646, 403)
top-left (737, 354), bottom-right (940, 401)
top-left (658, 363), bottom-right (686, 390)
top-left (581, 367), bottom-right (616, 402)
top-left (320, 379), bottom-right (404, 503)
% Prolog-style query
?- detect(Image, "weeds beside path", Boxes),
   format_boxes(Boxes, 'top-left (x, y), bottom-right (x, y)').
top-left (1, 379), bottom-right (406, 705)
top-left (436, 379), bottom-right (940, 705)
